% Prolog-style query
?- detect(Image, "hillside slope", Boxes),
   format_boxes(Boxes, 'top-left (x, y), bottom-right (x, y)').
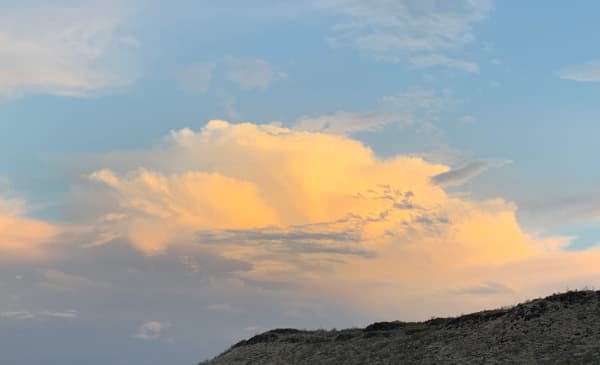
top-left (202, 290), bottom-right (600, 364)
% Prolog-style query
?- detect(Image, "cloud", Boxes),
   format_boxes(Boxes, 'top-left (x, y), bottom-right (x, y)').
top-left (133, 321), bottom-right (169, 341)
top-left (40, 269), bottom-right (110, 292)
top-left (319, 0), bottom-right (493, 62)
top-left (460, 115), bottom-right (476, 125)
top-left (294, 111), bottom-right (408, 135)
top-left (0, 193), bottom-right (60, 260)
top-left (206, 303), bottom-right (242, 313)
top-left (409, 54), bottom-right (479, 73)
top-left (0, 0), bottom-right (138, 98)
top-left (225, 57), bottom-right (286, 91)
top-left (217, 93), bottom-right (241, 121)
top-left (381, 88), bottom-right (451, 112)
top-left (0, 310), bottom-right (78, 320)
top-left (0, 195), bottom-right (25, 217)
top-left (82, 120), bottom-right (459, 254)
top-left (518, 191), bottom-right (600, 229)
top-left (453, 281), bottom-right (512, 296)
top-left (294, 88), bottom-right (450, 135)
top-left (77, 122), bottom-right (565, 274)
top-left (558, 61), bottom-right (600, 82)
top-left (176, 63), bottom-right (215, 93)
top-left (2, 117), bottom-right (600, 354)
top-left (0, 311), bottom-right (35, 320)
top-left (431, 160), bottom-right (510, 187)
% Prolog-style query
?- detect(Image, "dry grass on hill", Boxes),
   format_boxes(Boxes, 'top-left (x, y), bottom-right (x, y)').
top-left (201, 290), bottom-right (600, 364)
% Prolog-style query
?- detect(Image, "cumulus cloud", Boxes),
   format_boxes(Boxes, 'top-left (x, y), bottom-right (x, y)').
top-left (558, 61), bottom-right (600, 82)
top-left (27, 119), bottom-right (596, 320)
top-left (225, 57), bottom-right (286, 91)
top-left (73, 122), bottom-right (576, 289)
top-left (319, 0), bottom-right (493, 66)
top-left (133, 321), bottom-right (169, 341)
top-left (0, 0), bottom-right (138, 98)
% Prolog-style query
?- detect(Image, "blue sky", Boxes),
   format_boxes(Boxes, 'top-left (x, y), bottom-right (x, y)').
top-left (3, 1), bottom-right (600, 364)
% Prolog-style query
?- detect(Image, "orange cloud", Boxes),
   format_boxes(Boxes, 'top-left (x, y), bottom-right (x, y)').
top-left (80, 120), bottom-right (600, 317)
top-left (86, 121), bottom-right (555, 261)
top-left (0, 213), bottom-right (59, 260)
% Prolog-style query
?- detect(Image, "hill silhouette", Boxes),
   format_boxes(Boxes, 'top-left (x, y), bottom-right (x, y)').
top-left (201, 290), bottom-right (600, 364)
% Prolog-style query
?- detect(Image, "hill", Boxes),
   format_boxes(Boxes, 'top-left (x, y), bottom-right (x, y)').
top-left (201, 290), bottom-right (600, 364)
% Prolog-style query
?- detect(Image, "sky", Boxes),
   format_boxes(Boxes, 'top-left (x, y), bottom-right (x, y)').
top-left (3, 1), bottom-right (600, 363)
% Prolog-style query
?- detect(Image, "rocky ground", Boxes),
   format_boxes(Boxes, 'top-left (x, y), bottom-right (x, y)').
top-left (201, 290), bottom-right (600, 364)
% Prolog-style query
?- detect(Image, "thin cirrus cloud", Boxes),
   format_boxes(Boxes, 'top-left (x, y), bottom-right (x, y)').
top-left (558, 61), bottom-right (600, 82)
top-left (0, 0), bottom-right (139, 99)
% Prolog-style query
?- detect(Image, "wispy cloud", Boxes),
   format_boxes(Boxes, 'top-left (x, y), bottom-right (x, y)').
top-left (294, 111), bottom-right (407, 135)
top-left (431, 160), bottom-right (511, 187)
top-left (176, 63), bottom-right (215, 93)
top-left (519, 191), bottom-right (600, 228)
top-left (0, 191), bottom-right (60, 260)
top-left (0, 310), bottom-right (78, 320)
top-left (558, 61), bottom-right (600, 82)
top-left (225, 57), bottom-right (286, 91)
top-left (381, 88), bottom-right (451, 112)
top-left (0, 0), bottom-right (139, 98)
top-left (319, 0), bottom-right (493, 67)
top-left (409, 54), bottom-right (479, 73)
top-left (294, 88), bottom-right (450, 135)
top-left (453, 281), bottom-right (512, 296)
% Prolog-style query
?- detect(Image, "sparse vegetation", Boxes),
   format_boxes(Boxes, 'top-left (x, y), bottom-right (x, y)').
top-left (201, 290), bottom-right (600, 364)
